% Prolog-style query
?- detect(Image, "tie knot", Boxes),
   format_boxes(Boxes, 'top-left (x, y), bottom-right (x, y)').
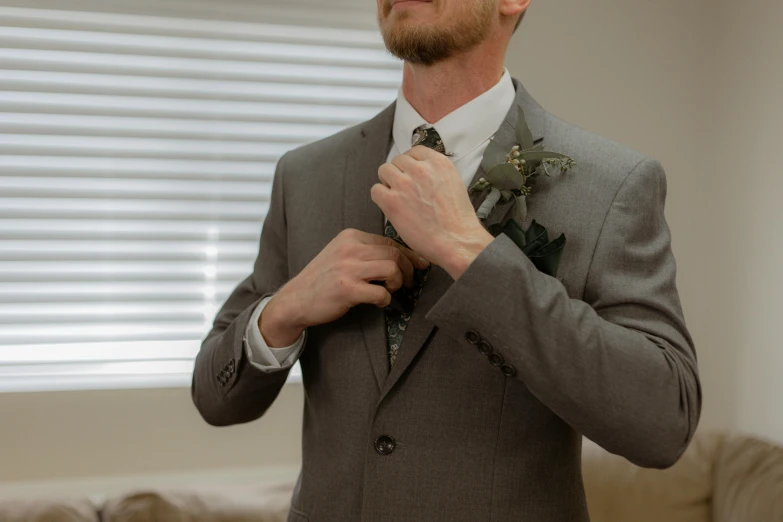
top-left (411, 124), bottom-right (450, 155)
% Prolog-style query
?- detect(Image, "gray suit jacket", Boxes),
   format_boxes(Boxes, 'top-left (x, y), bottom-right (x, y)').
top-left (192, 78), bottom-right (701, 522)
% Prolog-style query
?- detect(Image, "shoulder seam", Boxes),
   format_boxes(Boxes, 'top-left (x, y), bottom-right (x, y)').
top-left (580, 156), bottom-right (652, 299)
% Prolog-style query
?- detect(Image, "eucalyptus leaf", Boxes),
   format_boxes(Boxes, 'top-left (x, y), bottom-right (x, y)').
top-left (486, 163), bottom-right (525, 190)
top-left (515, 105), bottom-right (535, 150)
top-left (480, 138), bottom-right (509, 174)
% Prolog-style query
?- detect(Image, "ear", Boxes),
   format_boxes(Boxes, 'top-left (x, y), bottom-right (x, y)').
top-left (499, 0), bottom-right (531, 18)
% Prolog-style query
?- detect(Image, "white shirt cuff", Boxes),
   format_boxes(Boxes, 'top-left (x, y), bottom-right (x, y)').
top-left (244, 295), bottom-right (306, 372)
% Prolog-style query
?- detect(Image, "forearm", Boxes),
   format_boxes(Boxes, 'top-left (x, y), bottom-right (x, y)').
top-left (427, 233), bottom-right (700, 468)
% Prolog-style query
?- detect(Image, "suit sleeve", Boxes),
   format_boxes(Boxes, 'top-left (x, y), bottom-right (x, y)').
top-left (191, 151), bottom-right (303, 426)
top-left (426, 157), bottom-right (702, 468)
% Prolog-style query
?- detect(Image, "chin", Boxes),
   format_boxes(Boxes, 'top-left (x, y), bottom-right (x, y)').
top-left (384, 14), bottom-right (435, 33)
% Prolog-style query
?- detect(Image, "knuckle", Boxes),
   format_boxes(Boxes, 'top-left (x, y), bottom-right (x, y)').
top-left (384, 259), bottom-right (399, 276)
top-left (337, 240), bottom-right (359, 259)
top-left (377, 288), bottom-right (391, 307)
top-left (385, 194), bottom-right (399, 211)
top-left (339, 228), bottom-right (357, 241)
top-left (334, 242), bottom-right (350, 258)
top-left (387, 245), bottom-right (402, 262)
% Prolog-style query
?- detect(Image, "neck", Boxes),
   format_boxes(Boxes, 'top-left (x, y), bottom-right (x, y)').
top-left (401, 40), bottom-right (507, 123)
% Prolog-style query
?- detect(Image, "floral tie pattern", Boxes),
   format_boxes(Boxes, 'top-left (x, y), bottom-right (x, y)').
top-left (383, 124), bottom-right (443, 368)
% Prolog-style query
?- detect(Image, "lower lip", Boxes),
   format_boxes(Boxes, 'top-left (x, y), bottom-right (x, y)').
top-left (392, 0), bottom-right (430, 8)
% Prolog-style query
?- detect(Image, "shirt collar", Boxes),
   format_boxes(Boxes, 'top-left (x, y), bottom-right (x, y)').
top-left (391, 67), bottom-right (515, 160)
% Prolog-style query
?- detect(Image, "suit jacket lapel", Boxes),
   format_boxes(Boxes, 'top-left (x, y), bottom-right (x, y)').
top-left (343, 101), bottom-right (396, 392)
top-left (379, 78), bottom-right (546, 400)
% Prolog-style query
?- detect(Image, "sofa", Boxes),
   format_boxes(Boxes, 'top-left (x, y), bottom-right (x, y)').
top-left (1, 431), bottom-right (781, 522)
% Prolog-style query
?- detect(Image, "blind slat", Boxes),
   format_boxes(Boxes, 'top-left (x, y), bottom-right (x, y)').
top-left (0, 92), bottom-right (381, 123)
top-left (0, 49), bottom-right (402, 88)
top-left (0, 6), bottom-right (382, 45)
top-left (0, 26), bottom-right (398, 67)
top-left (0, 2), bottom-right (396, 392)
top-left (0, 199), bottom-right (270, 219)
top-left (1, 113), bottom-right (344, 141)
top-left (0, 176), bottom-right (271, 199)
top-left (0, 70), bottom-right (398, 105)
top-left (1, 156), bottom-right (278, 179)
top-left (0, 219), bottom-right (262, 238)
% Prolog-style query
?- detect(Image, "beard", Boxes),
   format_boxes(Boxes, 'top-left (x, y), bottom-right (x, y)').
top-left (379, 0), bottom-right (495, 66)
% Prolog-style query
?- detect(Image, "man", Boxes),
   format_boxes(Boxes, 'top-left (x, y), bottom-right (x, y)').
top-left (192, 0), bottom-right (702, 520)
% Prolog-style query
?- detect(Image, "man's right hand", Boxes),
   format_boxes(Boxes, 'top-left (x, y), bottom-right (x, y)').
top-left (259, 228), bottom-right (431, 348)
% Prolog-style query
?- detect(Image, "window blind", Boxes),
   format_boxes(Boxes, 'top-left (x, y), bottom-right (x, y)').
top-left (0, 3), bottom-right (401, 392)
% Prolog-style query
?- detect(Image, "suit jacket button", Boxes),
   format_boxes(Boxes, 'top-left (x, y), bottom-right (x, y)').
top-left (489, 353), bottom-right (504, 367)
top-left (465, 330), bottom-right (481, 344)
top-left (501, 364), bottom-right (516, 377)
top-left (374, 435), bottom-right (396, 455)
top-left (477, 340), bottom-right (492, 355)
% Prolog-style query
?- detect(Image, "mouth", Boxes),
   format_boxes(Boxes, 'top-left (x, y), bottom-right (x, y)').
top-left (390, 0), bottom-right (433, 9)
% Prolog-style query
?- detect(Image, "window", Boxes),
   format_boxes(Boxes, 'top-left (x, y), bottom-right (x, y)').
top-left (0, 1), bottom-right (401, 392)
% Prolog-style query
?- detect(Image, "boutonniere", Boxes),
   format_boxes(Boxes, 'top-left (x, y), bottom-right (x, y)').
top-left (468, 105), bottom-right (576, 278)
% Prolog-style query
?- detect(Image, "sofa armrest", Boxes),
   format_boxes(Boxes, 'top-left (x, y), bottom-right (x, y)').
top-left (582, 432), bottom-right (724, 522)
top-left (101, 481), bottom-right (296, 522)
top-left (0, 497), bottom-right (98, 522)
top-left (713, 434), bottom-right (783, 522)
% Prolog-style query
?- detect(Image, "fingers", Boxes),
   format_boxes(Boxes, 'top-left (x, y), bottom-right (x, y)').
top-left (341, 228), bottom-right (430, 272)
top-left (390, 153), bottom-right (419, 173)
top-left (404, 144), bottom-right (439, 161)
top-left (359, 260), bottom-right (405, 292)
top-left (360, 245), bottom-right (415, 288)
top-left (354, 283), bottom-right (391, 308)
top-left (369, 183), bottom-right (391, 215)
top-left (379, 153), bottom-right (423, 190)
top-left (393, 241), bottom-right (431, 271)
top-left (377, 162), bottom-right (403, 189)
top-left (360, 233), bottom-right (430, 270)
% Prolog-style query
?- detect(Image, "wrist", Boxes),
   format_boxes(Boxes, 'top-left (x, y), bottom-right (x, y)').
top-left (441, 227), bottom-right (494, 280)
top-left (259, 291), bottom-right (306, 349)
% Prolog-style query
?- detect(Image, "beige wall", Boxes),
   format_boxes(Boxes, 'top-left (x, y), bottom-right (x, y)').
top-left (507, 0), bottom-right (736, 435)
top-left (2, 0), bottom-right (782, 489)
top-left (711, 0), bottom-right (783, 441)
top-left (506, 0), bottom-right (782, 444)
top-left (0, 385), bottom-right (304, 486)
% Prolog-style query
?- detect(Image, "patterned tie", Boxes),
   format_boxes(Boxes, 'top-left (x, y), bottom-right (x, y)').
top-left (383, 124), bottom-right (445, 368)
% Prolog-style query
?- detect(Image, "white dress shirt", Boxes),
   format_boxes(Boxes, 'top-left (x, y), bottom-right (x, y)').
top-left (244, 68), bottom-right (516, 372)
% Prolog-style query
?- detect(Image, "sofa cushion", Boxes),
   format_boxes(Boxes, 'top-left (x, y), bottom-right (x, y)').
top-left (0, 498), bottom-right (98, 522)
top-left (101, 481), bottom-right (296, 522)
top-left (713, 434), bottom-right (783, 522)
top-left (582, 432), bottom-right (724, 522)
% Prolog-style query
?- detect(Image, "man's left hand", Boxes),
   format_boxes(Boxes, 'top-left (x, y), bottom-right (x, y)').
top-left (370, 145), bottom-right (494, 280)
